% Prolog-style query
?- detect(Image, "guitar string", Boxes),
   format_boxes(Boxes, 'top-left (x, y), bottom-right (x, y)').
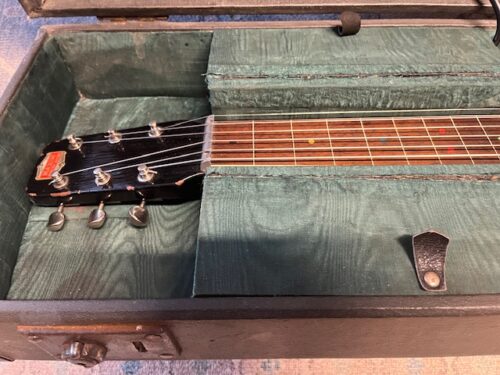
top-left (64, 132), bottom-right (500, 175)
top-left (98, 152), bottom-right (499, 176)
top-left (63, 141), bottom-right (205, 176)
top-left (61, 118), bottom-right (500, 175)
top-left (80, 124), bottom-right (500, 144)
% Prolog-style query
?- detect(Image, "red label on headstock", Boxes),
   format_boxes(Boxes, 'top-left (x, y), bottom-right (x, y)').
top-left (36, 151), bottom-right (66, 181)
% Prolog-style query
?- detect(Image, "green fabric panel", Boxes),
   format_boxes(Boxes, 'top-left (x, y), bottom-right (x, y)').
top-left (64, 96), bottom-right (210, 135)
top-left (194, 166), bottom-right (500, 296)
top-left (7, 203), bottom-right (201, 300)
top-left (0, 37), bottom-right (78, 298)
top-left (8, 96), bottom-right (209, 300)
top-left (55, 31), bottom-right (213, 99)
top-left (207, 28), bottom-right (500, 114)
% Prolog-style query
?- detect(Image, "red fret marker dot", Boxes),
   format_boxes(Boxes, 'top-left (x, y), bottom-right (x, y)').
top-left (447, 147), bottom-right (455, 154)
top-left (439, 128), bottom-right (446, 135)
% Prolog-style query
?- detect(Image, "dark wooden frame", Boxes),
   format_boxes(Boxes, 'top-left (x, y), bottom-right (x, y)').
top-left (17, 0), bottom-right (496, 19)
top-left (1, 20), bottom-right (500, 362)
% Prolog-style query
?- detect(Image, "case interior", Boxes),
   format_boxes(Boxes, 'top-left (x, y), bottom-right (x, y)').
top-left (1, 27), bottom-right (499, 300)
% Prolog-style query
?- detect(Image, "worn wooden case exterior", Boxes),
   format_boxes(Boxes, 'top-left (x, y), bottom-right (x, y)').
top-left (1, 1), bottom-right (500, 364)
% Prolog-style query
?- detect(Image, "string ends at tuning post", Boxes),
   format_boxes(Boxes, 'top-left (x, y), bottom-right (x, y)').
top-left (50, 171), bottom-right (69, 190)
top-left (137, 164), bottom-right (157, 183)
top-left (106, 129), bottom-right (123, 144)
top-left (67, 134), bottom-right (83, 151)
top-left (93, 168), bottom-right (112, 187)
top-left (148, 121), bottom-right (163, 138)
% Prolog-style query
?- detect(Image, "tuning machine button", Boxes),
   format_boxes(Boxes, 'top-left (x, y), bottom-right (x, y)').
top-left (137, 164), bottom-right (157, 183)
top-left (106, 130), bottom-right (122, 144)
top-left (148, 121), bottom-right (163, 138)
top-left (88, 201), bottom-right (107, 229)
top-left (93, 168), bottom-right (111, 187)
top-left (47, 203), bottom-right (66, 232)
top-left (128, 200), bottom-right (149, 228)
top-left (50, 171), bottom-right (69, 190)
top-left (67, 134), bottom-right (83, 151)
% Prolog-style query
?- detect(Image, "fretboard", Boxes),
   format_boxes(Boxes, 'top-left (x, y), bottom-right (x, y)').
top-left (210, 115), bottom-right (500, 166)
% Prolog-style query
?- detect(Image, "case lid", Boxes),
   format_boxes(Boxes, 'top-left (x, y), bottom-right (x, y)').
top-left (17, 0), bottom-right (496, 19)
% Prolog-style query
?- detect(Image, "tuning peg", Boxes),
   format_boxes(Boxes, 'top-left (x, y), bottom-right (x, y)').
top-left (47, 203), bottom-right (66, 232)
top-left (67, 134), bottom-right (83, 151)
top-left (137, 164), bottom-right (157, 183)
top-left (106, 129), bottom-right (122, 144)
top-left (88, 201), bottom-right (107, 229)
top-left (128, 200), bottom-right (148, 228)
top-left (93, 168), bottom-right (111, 187)
top-left (148, 121), bottom-right (163, 137)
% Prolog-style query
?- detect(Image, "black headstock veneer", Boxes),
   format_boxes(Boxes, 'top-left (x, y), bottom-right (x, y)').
top-left (26, 117), bottom-right (210, 208)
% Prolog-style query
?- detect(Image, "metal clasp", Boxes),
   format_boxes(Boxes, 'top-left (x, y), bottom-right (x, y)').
top-left (412, 230), bottom-right (450, 292)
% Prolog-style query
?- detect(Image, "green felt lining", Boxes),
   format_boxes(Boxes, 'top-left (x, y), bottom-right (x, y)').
top-left (1, 30), bottom-right (213, 299)
top-left (7, 96), bottom-right (209, 300)
top-left (0, 37), bottom-right (78, 298)
top-left (207, 28), bottom-right (500, 114)
top-left (1, 27), bottom-right (500, 299)
top-left (194, 166), bottom-right (500, 296)
top-left (54, 31), bottom-right (213, 99)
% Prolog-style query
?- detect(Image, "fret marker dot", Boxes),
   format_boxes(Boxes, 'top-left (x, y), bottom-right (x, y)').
top-left (379, 137), bottom-right (387, 143)
top-left (439, 128), bottom-right (446, 135)
top-left (308, 139), bottom-right (315, 145)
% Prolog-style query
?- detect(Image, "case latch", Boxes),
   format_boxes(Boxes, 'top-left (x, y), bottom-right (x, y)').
top-left (18, 324), bottom-right (181, 367)
top-left (413, 230), bottom-right (450, 292)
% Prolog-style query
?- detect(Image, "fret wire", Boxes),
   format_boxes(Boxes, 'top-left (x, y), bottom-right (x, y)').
top-left (251, 119), bottom-right (256, 166)
top-left (450, 116), bottom-right (474, 165)
top-left (359, 119), bottom-right (374, 166)
top-left (392, 117), bottom-right (410, 165)
top-left (421, 117), bottom-right (442, 165)
top-left (325, 119), bottom-right (336, 166)
top-left (290, 119), bottom-right (297, 166)
top-left (476, 116), bottom-right (500, 160)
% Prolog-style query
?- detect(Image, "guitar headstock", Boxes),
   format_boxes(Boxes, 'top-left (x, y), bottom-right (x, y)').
top-left (26, 116), bottom-right (212, 230)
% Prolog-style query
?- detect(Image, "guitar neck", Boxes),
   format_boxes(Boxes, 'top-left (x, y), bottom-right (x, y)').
top-left (209, 115), bottom-right (500, 166)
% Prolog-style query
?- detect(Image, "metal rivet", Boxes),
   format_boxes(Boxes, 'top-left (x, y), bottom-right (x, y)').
top-left (423, 271), bottom-right (441, 288)
top-left (160, 353), bottom-right (174, 359)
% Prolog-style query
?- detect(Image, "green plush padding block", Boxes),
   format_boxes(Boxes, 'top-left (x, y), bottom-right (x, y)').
top-left (7, 96), bottom-right (209, 300)
top-left (0, 37), bottom-right (78, 298)
top-left (8, 202), bottom-right (201, 300)
top-left (194, 166), bottom-right (500, 296)
top-left (207, 28), bottom-right (500, 114)
top-left (55, 31), bottom-right (213, 99)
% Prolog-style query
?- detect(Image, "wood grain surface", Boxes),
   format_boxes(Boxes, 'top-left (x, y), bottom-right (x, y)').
top-left (211, 115), bottom-right (500, 166)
